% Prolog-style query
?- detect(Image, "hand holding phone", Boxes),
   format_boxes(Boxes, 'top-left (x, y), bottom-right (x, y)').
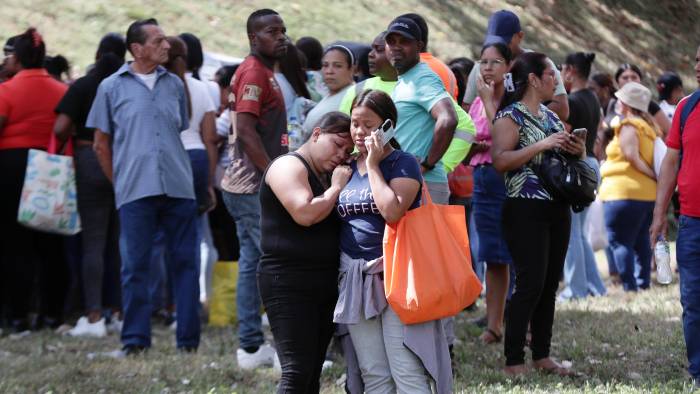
top-left (572, 128), bottom-right (587, 139)
top-left (365, 119), bottom-right (395, 146)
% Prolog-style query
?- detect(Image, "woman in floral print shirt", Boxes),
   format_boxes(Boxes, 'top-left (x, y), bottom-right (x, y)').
top-left (491, 52), bottom-right (586, 376)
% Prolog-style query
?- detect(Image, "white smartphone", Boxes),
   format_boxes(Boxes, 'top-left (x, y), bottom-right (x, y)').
top-left (364, 119), bottom-right (396, 146)
top-left (572, 128), bottom-right (587, 138)
top-left (379, 119), bottom-right (395, 146)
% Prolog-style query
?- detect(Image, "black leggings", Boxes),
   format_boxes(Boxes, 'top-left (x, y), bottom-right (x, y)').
top-left (502, 198), bottom-right (571, 366)
top-left (0, 148), bottom-right (68, 324)
top-left (258, 270), bottom-right (338, 394)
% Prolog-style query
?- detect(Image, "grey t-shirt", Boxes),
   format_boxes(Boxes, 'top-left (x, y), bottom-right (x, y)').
top-left (463, 48), bottom-right (566, 105)
top-left (302, 84), bottom-right (353, 141)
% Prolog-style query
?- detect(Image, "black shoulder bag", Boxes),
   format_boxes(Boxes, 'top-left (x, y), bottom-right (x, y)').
top-left (523, 110), bottom-right (598, 213)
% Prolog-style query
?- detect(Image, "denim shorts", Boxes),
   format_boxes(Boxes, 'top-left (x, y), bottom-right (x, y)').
top-left (472, 165), bottom-right (512, 264)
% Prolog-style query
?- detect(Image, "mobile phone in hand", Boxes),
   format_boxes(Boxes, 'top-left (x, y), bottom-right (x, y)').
top-left (572, 128), bottom-right (587, 138)
top-left (379, 119), bottom-right (395, 146)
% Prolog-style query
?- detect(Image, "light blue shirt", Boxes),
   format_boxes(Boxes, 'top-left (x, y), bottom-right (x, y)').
top-left (392, 62), bottom-right (451, 183)
top-left (86, 63), bottom-right (194, 208)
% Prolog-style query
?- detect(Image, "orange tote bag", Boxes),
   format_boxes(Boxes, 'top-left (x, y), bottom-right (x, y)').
top-left (383, 186), bottom-right (482, 324)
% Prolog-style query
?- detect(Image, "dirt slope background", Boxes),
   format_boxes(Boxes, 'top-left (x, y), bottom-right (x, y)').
top-left (3, 0), bottom-right (700, 91)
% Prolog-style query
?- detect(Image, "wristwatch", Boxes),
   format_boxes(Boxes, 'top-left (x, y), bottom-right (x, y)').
top-left (420, 159), bottom-right (435, 171)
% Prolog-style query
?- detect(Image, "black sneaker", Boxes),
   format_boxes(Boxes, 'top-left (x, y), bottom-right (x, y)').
top-left (178, 346), bottom-right (198, 354)
top-left (123, 345), bottom-right (147, 356)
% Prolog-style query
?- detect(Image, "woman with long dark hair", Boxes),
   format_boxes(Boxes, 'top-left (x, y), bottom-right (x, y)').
top-left (275, 42), bottom-right (314, 150)
top-left (469, 42), bottom-right (513, 345)
top-left (54, 33), bottom-right (126, 337)
top-left (491, 52), bottom-right (585, 375)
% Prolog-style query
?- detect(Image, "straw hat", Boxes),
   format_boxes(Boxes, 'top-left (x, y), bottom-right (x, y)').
top-left (615, 81), bottom-right (651, 112)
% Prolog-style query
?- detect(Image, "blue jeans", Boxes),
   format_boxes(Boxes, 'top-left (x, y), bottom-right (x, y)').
top-left (188, 149), bottom-right (210, 210)
top-left (119, 196), bottom-right (200, 349)
top-left (603, 200), bottom-right (654, 291)
top-left (677, 215), bottom-right (700, 380)
top-left (561, 158), bottom-right (606, 299)
top-left (560, 206), bottom-right (607, 299)
top-left (222, 191), bottom-right (264, 349)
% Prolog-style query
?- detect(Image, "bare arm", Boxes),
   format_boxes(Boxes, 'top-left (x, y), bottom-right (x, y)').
top-left (236, 112), bottom-right (271, 172)
top-left (490, 117), bottom-right (569, 173)
top-left (650, 148), bottom-right (680, 244)
top-left (53, 113), bottom-right (74, 143)
top-left (619, 125), bottom-right (655, 179)
top-left (654, 110), bottom-right (671, 138)
top-left (93, 130), bottom-right (113, 183)
top-left (424, 98), bottom-right (457, 168)
top-left (266, 156), bottom-right (351, 227)
top-left (201, 111), bottom-right (218, 186)
top-left (547, 93), bottom-right (569, 122)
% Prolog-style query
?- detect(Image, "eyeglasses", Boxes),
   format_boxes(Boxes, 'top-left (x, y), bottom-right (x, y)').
top-left (478, 59), bottom-right (505, 67)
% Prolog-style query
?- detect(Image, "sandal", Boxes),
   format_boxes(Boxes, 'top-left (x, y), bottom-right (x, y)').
top-left (480, 328), bottom-right (502, 344)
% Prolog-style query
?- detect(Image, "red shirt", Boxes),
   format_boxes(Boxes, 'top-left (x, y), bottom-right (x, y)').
top-left (666, 95), bottom-right (700, 218)
top-left (0, 69), bottom-right (67, 150)
top-left (222, 55), bottom-right (288, 194)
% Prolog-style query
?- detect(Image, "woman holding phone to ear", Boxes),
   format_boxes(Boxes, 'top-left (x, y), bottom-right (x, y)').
top-left (333, 89), bottom-right (452, 394)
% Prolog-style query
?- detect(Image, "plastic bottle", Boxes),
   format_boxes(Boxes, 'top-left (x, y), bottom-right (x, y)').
top-left (288, 116), bottom-right (302, 151)
top-left (655, 236), bottom-right (673, 285)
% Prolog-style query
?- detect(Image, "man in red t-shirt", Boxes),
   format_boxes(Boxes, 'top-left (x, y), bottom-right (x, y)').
top-left (219, 8), bottom-right (288, 371)
top-left (651, 46), bottom-right (700, 389)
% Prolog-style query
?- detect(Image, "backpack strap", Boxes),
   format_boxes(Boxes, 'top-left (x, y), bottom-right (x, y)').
top-left (679, 90), bottom-right (700, 167)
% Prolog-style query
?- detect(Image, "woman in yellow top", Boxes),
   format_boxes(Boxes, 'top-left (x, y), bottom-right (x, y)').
top-left (599, 82), bottom-right (658, 292)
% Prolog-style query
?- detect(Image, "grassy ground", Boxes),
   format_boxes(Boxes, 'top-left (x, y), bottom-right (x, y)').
top-left (0, 250), bottom-right (694, 393)
top-left (3, 0), bottom-right (700, 86)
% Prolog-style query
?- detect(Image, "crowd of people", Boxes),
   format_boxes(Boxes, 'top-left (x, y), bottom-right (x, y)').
top-left (1, 6), bottom-right (699, 393)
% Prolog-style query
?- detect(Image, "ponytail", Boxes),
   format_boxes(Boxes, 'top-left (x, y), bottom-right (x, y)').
top-left (497, 52), bottom-right (548, 113)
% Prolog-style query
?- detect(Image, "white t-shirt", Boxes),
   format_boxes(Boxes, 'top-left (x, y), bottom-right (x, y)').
top-left (135, 72), bottom-right (157, 90)
top-left (185, 72), bottom-right (221, 114)
top-left (302, 84), bottom-right (354, 141)
top-left (659, 100), bottom-right (676, 122)
top-left (180, 75), bottom-right (217, 150)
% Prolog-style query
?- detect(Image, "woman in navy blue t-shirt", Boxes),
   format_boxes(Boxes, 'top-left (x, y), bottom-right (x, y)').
top-left (333, 90), bottom-right (451, 393)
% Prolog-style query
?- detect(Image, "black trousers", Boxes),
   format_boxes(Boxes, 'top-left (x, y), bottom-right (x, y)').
top-left (259, 270), bottom-right (338, 394)
top-left (502, 198), bottom-right (571, 366)
top-left (0, 148), bottom-right (68, 324)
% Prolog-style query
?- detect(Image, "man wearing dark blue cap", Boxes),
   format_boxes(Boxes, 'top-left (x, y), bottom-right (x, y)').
top-left (462, 10), bottom-right (569, 121)
top-left (385, 17), bottom-right (457, 202)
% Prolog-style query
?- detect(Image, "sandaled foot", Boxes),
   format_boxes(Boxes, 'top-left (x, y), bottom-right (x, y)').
top-left (504, 364), bottom-right (530, 376)
top-left (533, 358), bottom-right (574, 376)
top-left (479, 328), bottom-right (502, 344)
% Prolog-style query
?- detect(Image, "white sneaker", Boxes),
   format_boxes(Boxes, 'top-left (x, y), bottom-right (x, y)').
top-left (68, 317), bottom-right (107, 338)
top-left (261, 313), bottom-right (270, 328)
top-left (236, 344), bottom-right (275, 370)
top-left (107, 318), bottom-right (123, 335)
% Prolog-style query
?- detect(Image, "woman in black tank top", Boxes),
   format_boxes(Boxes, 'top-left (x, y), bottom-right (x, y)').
top-left (258, 111), bottom-right (354, 393)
